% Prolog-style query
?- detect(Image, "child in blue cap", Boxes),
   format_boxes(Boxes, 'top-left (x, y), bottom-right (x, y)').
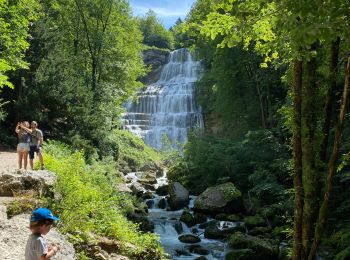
top-left (25, 208), bottom-right (60, 260)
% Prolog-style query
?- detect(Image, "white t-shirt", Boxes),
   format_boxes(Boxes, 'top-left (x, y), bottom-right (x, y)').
top-left (25, 233), bottom-right (48, 260)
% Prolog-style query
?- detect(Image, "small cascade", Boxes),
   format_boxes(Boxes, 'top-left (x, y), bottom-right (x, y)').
top-left (123, 48), bottom-right (204, 149)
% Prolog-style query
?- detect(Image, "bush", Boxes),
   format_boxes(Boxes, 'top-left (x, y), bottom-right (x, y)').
top-left (42, 141), bottom-right (163, 258)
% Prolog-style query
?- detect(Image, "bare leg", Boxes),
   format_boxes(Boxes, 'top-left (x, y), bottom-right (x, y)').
top-left (18, 151), bottom-right (23, 169)
top-left (23, 151), bottom-right (28, 170)
top-left (38, 153), bottom-right (45, 168)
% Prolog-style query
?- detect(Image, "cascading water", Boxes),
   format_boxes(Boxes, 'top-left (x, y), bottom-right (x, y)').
top-left (123, 48), bottom-right (204, 149)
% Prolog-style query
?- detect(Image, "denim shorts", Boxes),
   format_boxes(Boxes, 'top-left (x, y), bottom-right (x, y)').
top-left (17, 143), bottom-right (30, 152)
top-left (29, 145), bottom-right (42, 159)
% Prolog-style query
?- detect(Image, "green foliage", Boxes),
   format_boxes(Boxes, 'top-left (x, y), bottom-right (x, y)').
top-left (168, 130), bottom-right (290, 200)
top-left (112, 130), bottom-right (162, 171)
top-left (138, 10), bottom-right (174, 49)
top-left (1, 0), bottom-right (146, 159)
top-left (0, 0), bottom-right (40, 89)
top-left (7, 197), bottom-right (47, 218)
top-left (43, 141), bottom-right (162, 258)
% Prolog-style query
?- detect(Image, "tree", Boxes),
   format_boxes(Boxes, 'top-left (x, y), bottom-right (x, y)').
top-left (138, 10), bottom-right (174, 49)
top-left (188, 0), bottom-right (350, 258)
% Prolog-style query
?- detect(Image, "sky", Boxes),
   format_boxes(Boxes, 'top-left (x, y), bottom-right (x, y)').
top-left (129, 0), bottom-right (196, 28)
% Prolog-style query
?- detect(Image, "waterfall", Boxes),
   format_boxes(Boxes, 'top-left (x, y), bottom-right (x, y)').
top-left (123, 48), bottom-right (204, 149)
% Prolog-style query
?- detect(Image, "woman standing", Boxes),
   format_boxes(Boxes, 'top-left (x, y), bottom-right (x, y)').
top-left (15, 121), bottom-right (31, 170)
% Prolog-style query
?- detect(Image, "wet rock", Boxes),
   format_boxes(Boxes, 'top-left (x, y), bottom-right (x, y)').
top-left (180, 208), bottom-right (195, 227)
top-left (178, 234), bottom-right (201, 244)
top-left (0, 170), bottom-right (56, 197)
top-left (229, 232), bottom-right (278, 259)
top-left (174, 221), bottom-right (183, 234)
top-left (191, 227), bottom-right (198, 234)
top-left (194, 213), bottom-right (207, 224)
top-left (157, 198), bottom-right (166, 209)
top-left (204, 225), bottom-right (227, 239)
top-left (198, 220), bottom-right (217, 229)
top-left (168, 182), bottom-right (189, 210)
top-left (141, 191), bottom-right (154, 200)
top-left (225, 249), bottom-right (254, 260)
top-left (193, 247), bottom-right (210, 255)
top-left (194, 182), bottom-right (243, 215)
top-left (243, 216), bottom-right (266, 228)
top-left (142, 183), bottom-right (156, 191)
top-left (146, 200), bottom-right (154, 209)
top-left (156, 185), bottom-right (168, 196)
top-left (129, 182), bottom-right (146, 197)
top-left (175, 248), bottom-right (191, 256)
top-left (128, 213), bottom-right (154, 232)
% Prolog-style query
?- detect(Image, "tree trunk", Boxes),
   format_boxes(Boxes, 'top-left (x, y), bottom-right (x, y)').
top-left (320, 38), bottom-right (340, 163)
top-left (308, 54), bottom-right (350, 260)
top-left (292, 59), bottom-right (303, 260)
top-left (301, 46), bottom-right (318, 259)
top-left (255, 74), bottom-right (267, 129)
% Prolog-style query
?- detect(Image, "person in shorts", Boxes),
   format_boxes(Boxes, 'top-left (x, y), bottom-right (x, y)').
top-left (15, 121), bottom-right (31, 170)
top-left (25, 208), bottom-right (60, 260)
top-left (29, 121), bottom-right (45, 170)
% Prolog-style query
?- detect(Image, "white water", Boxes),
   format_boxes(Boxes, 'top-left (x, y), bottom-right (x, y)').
top-left (123, 48), bottom-right (204, 149)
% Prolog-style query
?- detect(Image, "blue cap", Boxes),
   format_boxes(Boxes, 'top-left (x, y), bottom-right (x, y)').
top-left (30, 208), bottom-right (59, 222)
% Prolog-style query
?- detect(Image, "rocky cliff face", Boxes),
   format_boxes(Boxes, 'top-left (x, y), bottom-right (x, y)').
top-left (141, 48), bottom-right (170, 84)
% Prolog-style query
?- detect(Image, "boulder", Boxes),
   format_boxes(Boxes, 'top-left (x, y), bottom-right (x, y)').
top-left (174, 221), bottom-right (183, 234)
top-left (157, 198), bottom-right (166, 209)
top-left (178, 234), bottom-right (201, 244)
top-left (156, 185), bottom-right (168, 196)
top-left (129, 182), bottom-right (146, 197)
top-left (180, 208), bottom-right (195, 227)
top-left (168, 182), bottom-right (189, 210)
top-left (194, 182), bottom-right (243, 215)
top-left (243, 216), bottom-right (266, 228)
top-left (204, 225), bottom-right (227, 239)
top-left (194, 213), bottom-right (207, 224)
top-left (229, 232), bottom-right (279, 260)
top-left (193, 247), bottom-right (210, 255)
top-left (0, 170), bottom-right (56, 197)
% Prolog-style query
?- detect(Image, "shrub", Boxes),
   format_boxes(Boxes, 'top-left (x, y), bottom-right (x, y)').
top-left (42, 141), bottom-right (163, 258)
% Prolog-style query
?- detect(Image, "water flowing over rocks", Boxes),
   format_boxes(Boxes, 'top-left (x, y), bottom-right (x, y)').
top-left (123, 48), bottom-right (204, 149)
top-left (194, 182), bottom-right (244, 215)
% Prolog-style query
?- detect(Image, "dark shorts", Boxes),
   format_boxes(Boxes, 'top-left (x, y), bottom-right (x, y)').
top-left (29, 145), bottom-right (42, 159)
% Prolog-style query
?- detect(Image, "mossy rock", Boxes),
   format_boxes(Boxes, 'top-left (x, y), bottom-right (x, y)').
top-left (194, 182), bottom-right (243, 215)
top-left (227, 214), bottom-right (241, 222)
top-left (194, 213), bottom-right (207, 224)
top-left (178, 234), bottom-right (201, 244)
top-left (244, 216), bottom-right (266, 228)
top-left (225, 249), bottom-right (254, 260)
top-left (229, 232), bottom-right (278, 260)
top-left (193, 247), bottom-right (210, 255)
top-left (180, 208), bottom-right (195, 227)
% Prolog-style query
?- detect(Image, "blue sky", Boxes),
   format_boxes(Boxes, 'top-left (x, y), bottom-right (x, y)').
top-left (129, 0), bottom-right (196, 28)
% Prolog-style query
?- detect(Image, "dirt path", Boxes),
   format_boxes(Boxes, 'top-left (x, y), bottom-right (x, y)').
top-left (0, 151), bottom-right (18, 172)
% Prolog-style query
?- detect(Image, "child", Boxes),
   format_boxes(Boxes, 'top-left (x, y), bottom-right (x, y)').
top-left (25, 208), bottom-right (60, 260)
